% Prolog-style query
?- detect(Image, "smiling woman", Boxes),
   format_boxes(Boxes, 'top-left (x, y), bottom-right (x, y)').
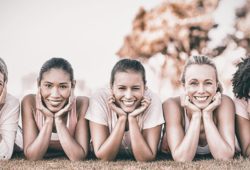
top-left (85, 59), bottom-right (165, 161)
top-left (160, 55), bottom-right (236, 161)
top-left (17, 57), bottom-right (89, 161)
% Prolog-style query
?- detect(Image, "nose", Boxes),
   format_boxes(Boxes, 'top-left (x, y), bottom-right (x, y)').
top-left (197, 84), bottom-right (205, 93)
top-left (124, 89), bottom-right (132, 99)
top-left (50, 87), bottom-right (60, 97)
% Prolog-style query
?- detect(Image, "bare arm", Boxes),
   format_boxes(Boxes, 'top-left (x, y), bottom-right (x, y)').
top-left (90, 116), bottom-right (126, 161)
top-left (165, 98), bottom-right (201, 162)
top-left (55, 96), bottom-right (89, 161)
top-left (128, 116), bottom-right (161, 161)
top-left (203, 95), bottom-right (235, 160)
top-left (236, 114), bottom-right (250, 157)
top-left (22, 95), bottom-right (53, 160)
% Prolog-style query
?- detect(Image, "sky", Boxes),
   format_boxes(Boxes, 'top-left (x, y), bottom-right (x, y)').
top-left (0, 0), bottom-right (246, 99)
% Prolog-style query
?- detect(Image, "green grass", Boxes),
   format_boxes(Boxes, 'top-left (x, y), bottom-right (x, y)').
top-left (1, 153), bottom-right (250, 170)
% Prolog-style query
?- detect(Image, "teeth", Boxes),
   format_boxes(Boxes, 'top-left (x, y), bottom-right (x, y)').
top-left (49, 101), bottom-right (62, 106)
top-left (194, 96), bottom-right (208, 102)
top-left (122, 100), bottom-right (135, 107)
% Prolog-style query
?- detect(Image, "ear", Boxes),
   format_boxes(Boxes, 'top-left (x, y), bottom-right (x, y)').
top-left (145, 86), bottom-right (148, 91)
top-left (37, 78), bottom-right (40, 87)
top-left (72, 80), bottom-right (76, 88)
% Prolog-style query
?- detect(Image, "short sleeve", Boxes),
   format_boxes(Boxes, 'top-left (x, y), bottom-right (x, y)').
top-left (85, 88), bottom-right (109, 126)
top-left (234, 98), bottom-right (249, 120)
top-left (142, 90), bottom-right (165, 129)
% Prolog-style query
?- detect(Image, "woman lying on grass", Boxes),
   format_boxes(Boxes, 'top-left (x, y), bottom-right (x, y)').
top-left (233, 57), bottom-right (250, 158)
top-left (85, 59), bottom-right (165, 161)
top-left (0, 58), bottom-right (20, 160)
top-left (21, 57), bottom-right (89, 161)
top-left (161, 55), bottom-right (235, 161)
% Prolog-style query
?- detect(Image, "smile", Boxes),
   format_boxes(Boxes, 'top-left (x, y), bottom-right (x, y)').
top-left (48, 100), bottom-right (63, 106)
top-left (122, 100), bottom-right (136, 107)
top-left (194, 96), bottom-right (209, 102)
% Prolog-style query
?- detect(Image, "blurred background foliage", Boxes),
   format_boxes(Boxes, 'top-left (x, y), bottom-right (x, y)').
top-left (117, 0), bottom-right (250, 100)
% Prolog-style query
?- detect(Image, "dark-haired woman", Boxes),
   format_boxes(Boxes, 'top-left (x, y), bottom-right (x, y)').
top-left (85, 59), bottom-right (164, 161)
top-left (233, 57), bottom-right (250, 158)
top-left (22, 57), bottom-right (89, 160)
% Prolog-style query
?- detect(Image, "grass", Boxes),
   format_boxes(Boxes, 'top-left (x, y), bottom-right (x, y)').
top-left (1, 152), bottom-right (250, 170)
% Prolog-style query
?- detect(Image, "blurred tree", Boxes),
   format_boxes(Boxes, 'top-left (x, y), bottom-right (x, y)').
top-left (117, 0), bottom-right (249, 99)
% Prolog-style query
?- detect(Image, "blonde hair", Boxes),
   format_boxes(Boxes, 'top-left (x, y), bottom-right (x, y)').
top-left (181, 55), bottom-right (223, 92)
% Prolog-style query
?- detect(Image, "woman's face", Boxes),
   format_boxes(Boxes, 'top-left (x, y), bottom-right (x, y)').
top-left (111, 71), bottom-right (145, 113)
top-left (184, 64), bottom-right (218, 109)
top-left (0, 73), bottom-right (4, 95)
top-left (40, 68), bottom-right (72, 113)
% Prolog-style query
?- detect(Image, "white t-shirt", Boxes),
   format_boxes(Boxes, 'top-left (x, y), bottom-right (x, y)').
top-left (85, 86), bottom-right (165, 155)
top-left (0, 93), bottom-right (20, 160)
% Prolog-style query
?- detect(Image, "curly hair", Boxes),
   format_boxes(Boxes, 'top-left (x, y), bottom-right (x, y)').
top-left (232, 56), bottom-right (250, 100)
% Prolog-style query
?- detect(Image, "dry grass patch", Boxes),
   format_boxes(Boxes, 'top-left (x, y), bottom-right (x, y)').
top-left (1, 153), bottom-right (250, 170)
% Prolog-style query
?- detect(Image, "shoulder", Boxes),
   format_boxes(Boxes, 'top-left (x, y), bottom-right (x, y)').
top-left (144, 89), bottom-right (161, 104)
top-left (76, 96), bottom-right (89, 108)
top-left (6, 93), bottom-right (19, 106)
top-left (219, 94), bottom-right (234, 109)
top-left (163, 96), bottom-right (181, 109)
top-left (221, 94), bottom-right (233, 104)
top-left (76, 96), bottom-right (89, 117)
top-left (21, 94), bottom-right (36, 107)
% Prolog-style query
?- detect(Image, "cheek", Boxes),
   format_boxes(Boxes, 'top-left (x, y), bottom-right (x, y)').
top-left (60, 89), bottom-right (71, 98)
top-left (184, 86), bottom-right (196, 94)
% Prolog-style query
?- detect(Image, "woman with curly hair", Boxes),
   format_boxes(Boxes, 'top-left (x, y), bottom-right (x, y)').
top-left (233, 56), bottom-right (250, 158)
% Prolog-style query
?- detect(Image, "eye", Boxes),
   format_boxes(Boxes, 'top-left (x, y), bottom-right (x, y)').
top-left (190, 82), bottom-right (198, 86)
top-left (44, 83), bottom-right (52, 88)
top-left (118, 87), bottom-right (126, 90)
top-left (205, 81), bottom-right (213, 85)
top-left (132, 87), bottom-right (140, 91)
top-left (60, 85), bottom-right (68, 89)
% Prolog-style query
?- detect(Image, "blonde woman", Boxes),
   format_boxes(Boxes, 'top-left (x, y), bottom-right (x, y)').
top-left (161, 55), bottom-right (235, 161)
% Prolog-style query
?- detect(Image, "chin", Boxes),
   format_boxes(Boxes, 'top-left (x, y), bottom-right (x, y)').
top-left (121, 106), bottom-right (136, 113)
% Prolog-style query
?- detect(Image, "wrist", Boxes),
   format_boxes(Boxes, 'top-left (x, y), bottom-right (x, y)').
top-left (44, 117), bottom-right (54, 124)
top-left (128, 115), bottom-right (137, 122)
top-left (118, 115), bottom-right (127, 122)
top-left (202, 111), bottom-right (213, 120)
top-left (54, 117), bottom-right (64, 124)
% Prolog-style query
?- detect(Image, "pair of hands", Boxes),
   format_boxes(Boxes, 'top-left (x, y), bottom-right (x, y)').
top-left (108, 95), bottom-right (151, 119)
top-left (36, 89), bottom-right (75, 120)
top-left (181, 92), bottom-right (222, 117)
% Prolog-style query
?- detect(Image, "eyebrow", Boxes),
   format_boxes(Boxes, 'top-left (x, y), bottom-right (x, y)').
top-left (42, 81), bottom-right (70, 85)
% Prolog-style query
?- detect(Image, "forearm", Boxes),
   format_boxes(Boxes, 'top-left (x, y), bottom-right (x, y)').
top-left (95, 117), bottom-right (126, 161)
top-left (128, 117), bottom-right (156, 162)
top-left (171, 114), bottom-right (201, 162)
top-left (245, 144), bottom-right (250, 158)
top-left (203, 114), bottom-right (234, 160)
top-left (24, 119), bottom-right (53, 160)
top-left (55, 119), bottom-right (87, 161)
